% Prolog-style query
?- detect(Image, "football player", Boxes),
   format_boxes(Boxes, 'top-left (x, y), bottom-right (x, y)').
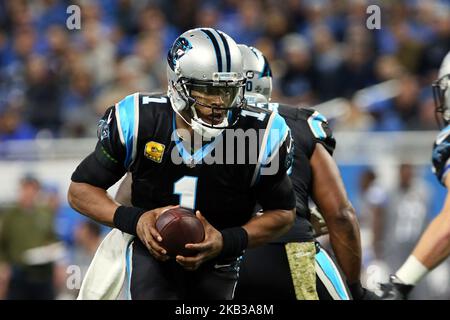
top-left (233, 44), bottom-right (376, 300)
top-left (380, 51), bottom-right (450, 299)
top-left (68, 28), bottom-right (296, 300)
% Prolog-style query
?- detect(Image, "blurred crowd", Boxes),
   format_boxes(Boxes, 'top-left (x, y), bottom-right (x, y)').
top-left (355, 164), bottom-right (450, 299)
top-left (0, 0), bottom-right (450, 141)
top-left (0, 174), bottom-right (104, 299)
top-left (1, 0), bottom-right (450, 300)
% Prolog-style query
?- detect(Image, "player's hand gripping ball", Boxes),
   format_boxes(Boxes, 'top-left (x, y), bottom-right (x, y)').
top-left (156, 207), bottom-right (205, 257)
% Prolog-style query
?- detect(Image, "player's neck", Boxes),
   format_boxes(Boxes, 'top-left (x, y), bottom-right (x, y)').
top-left (175, 114), bottom-right (204, 153)
top-left (175, 114), bottom-right (210, 154)
top-left (175, 113), bottom-right (194, 138)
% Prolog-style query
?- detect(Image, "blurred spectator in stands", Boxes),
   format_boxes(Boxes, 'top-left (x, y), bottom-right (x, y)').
top-left (0, 0), bottom-right (449, 138)
top-left (33, 0), bottom-right (68, 33)
top-left (0, 26), bottom-right (36, 102)
top-left (382, 163), bottom-right (431, 298)
top-left (137, 5), bottom-right (179, 51)
top-left (368, 73), bottom-right (422, 131)
top-left (373, 55), bottom-right (405, 83)
top-left (165, 0), bottom-right (197, 35)
top-left (55, 220), bottom-right (103, 300)
top-left (310, 24), bottom-right (343, 101)
top-left (333, 100), bottom-right (375, 132)
top-left (125, 32), bottom-right (165, 90)
top-left (337, 25), bottom-right (376, 98)
top-left (73, 221), bottom-right (103, 276)
top-left (45, 25), bottom-right (70, 79)
top-left (218, 0), bottom-right (263, 44)
top-left (61, 66), bottom-right (97, 138)
top-left (419, 2), bottom-right (450, 79)
top-left (0, 215), bottom-right (10, 299)
top-left (264, 5), bottom-right (292, 43)
top-left (195, 3), bottom-right (220, 30)
top-left (94, 55), bottom-right (154, 117)
top-left (357, 168), bottom-right (388, 265)
top-left (0, 260), bottom-right (10, 299)
top-left (0, 104), bottom-right (36, 142)
top-left (0, 174), bottom-right (62, 299)
top-left (391, 21), bottom-right (423, 74)
top-left (24, 54), bottom-right (62, 136)
top-left (76, 20), bottom-right (116, 89)
top-left (278, 33), bottom-right (314, 105)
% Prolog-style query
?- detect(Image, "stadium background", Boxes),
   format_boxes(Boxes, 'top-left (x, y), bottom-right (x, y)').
top-left (0, 0), bottom-right (449, 299)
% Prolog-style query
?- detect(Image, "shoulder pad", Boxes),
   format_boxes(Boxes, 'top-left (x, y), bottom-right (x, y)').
top-left (115, 92), bottom-right (168, 168)
top-left (298, 107), bottom-right (336, 155)
top-left (139, 93), bottom-right (169, 107)
top-left (299, 108), bottom-right (330, 140)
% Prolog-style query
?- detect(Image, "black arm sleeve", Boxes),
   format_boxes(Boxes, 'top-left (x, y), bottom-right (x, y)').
top-left (71, 107), bottom-right (127, 189)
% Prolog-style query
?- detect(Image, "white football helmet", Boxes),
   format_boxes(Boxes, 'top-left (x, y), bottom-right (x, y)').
top-left (238, 44), bottom-right (273, 106)
top-left (167, 28), bottom-right (246, 140)
top-left (433, 51), bottom-right (450, 127)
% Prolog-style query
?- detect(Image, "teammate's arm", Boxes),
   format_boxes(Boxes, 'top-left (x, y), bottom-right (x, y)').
top-left (388, 167), bottom-right (450, 295)
top-left (410, 174), bottom-right (450, 268)
top-left (247, 130), bottom-right (297, 247)
top-left (310, 144), bottom-right (362, 285)
top-left (244, 174), bottom-right (296, 247)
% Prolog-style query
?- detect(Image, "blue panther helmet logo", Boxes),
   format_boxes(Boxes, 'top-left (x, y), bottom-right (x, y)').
top-left (167, 37), bottom-right (193, 71)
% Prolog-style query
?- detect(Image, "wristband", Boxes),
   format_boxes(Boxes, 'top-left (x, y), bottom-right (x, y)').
top-left (113, 206), bottom-right (146, 236)
top-left (218, 227), bottom-right (248, 259)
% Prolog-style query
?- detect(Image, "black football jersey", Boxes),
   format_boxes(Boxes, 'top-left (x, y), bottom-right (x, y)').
top-left (256, 102), bottom-right (336, 242)
top-left (72, 93), bottom-right (295, 231)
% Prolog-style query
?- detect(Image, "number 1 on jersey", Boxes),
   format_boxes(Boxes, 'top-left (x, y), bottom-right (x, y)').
top-left (173, 176), bottom-right (198, 210)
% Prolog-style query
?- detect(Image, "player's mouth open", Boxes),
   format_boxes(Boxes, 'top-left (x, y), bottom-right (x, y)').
top-left (201, 112), bottom-right (226, 125)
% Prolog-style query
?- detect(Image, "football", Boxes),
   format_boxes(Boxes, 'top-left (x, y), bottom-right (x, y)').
top-left (155, 207), bottom-right (205, 257)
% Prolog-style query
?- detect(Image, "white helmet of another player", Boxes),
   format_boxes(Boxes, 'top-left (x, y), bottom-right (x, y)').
top-left (238, 44), bottom-right (272, 106)
top-left (167, 28), bottom-right (246, 140)
top-left (433, 51), bottom-right (450, 127)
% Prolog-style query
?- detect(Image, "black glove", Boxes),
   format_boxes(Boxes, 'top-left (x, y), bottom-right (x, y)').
top-left (347, 281), bottom-right (381, 300)
top-left (379, 275), bottom-right (414, 300)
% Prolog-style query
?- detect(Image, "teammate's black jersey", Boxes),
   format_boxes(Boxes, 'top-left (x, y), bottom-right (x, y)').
top-left (256, 103), bottom-right (336, 243)
top-left (72, 93), bottom-right (295, 231)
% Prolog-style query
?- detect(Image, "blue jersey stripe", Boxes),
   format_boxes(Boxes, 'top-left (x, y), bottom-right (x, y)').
top-left (262, 113), bottom-right (289, 165)
top-left (172, 115), bottom-right (222, 165)
top-left (308, 112), bottom-right (327, 139)
top-left (117, 94), bottom-right (136, 168)
top-left (316, 249), bottom-right (350, 300)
